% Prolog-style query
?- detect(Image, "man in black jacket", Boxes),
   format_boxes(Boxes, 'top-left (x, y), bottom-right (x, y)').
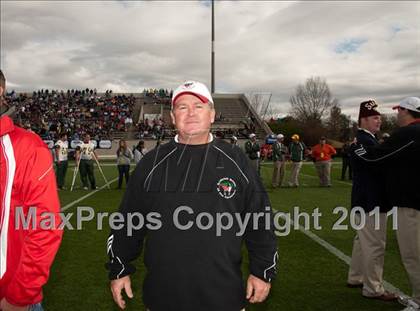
top-left (347, 100), bottom-right (397, 301)
top-left (353, 97), bottom-right (420, 309)
top-left (341, 141), bottom-right (352, 180)
top-left (245, 133), bottom-right (260, 175)
top-left (106, 81), bottom-right (278, 311)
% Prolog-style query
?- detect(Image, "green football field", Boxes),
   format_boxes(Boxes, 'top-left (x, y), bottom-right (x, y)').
top-left (42, 160), bottom-right (409, 310)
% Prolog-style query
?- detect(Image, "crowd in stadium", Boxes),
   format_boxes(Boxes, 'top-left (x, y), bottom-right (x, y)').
top-left (5, 88), bottom-right (135, 141)
top-left (143, 88), bottom-right (172, 106)
top-left (136, 117), bottom-right (172, 139)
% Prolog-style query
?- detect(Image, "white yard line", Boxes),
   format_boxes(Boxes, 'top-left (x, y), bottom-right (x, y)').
top-left (59, 166), bottom-right (405, 296)
top-left (273, 210), bottom-right (405, 295)
top-left (67, 163), bottom-right (137, 167)
top-left (61, 176), bottom-right (120, 212)
top-left (61, 168), bottom-right (135, 212)
top-left (300, 173), bottom-right (353, 186)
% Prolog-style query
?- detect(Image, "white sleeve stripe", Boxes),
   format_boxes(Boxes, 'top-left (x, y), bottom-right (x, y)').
top-left (38, 164), bottom-right (53, 181)
top-left (144, 147), bottom-right (178, 189)
top-left (0, 135), bottom-right (16, 278)
top-left (356, 141), bottom-right (415, 162)
top-left (263, 251), bottom-right (278, 281)
top-left (116, 256), bottom-right (125, 279)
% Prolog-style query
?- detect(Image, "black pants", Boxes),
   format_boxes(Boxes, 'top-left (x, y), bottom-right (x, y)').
top-left (117, 164), bottom-right (130, 188)
top-left (341, 157), bottom-right (352, 180)
top-left (80, 159), bottom-right (96, 189)
top-left (56, 160), bottom-right (68, 188)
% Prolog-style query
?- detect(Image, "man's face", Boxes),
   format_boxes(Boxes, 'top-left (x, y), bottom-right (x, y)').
top-left (361, 115), bottom-right (382, 133)
top-left (84, 135), bottom-right (90, 143)
top-left (320, 139), bottom-right (326, 145)
top-left (396, 108), bottom-right (409, 126)
top-left (170, 94), bottom-right (215, 138)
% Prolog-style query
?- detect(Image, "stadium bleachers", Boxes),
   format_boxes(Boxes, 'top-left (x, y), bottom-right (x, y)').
top-left (5, 90), bottom-right (272, 144)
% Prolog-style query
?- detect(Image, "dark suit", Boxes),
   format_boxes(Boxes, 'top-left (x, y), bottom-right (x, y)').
top-left (351, 130), bottom-right (389, 213)
top-left (347, 129), bottom-right (389, 297)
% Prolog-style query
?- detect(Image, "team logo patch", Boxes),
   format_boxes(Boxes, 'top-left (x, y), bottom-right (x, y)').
top-left (217, 177), bottom-right (237, 199)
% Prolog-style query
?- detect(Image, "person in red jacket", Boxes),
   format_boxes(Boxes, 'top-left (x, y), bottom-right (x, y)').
top-left (311, 136), bottom-right (337, 187)
top-left (0, 70), bottom-right (63, 311)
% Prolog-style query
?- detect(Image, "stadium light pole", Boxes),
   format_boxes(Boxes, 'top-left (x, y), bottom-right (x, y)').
top-left (211, 0), bottom-right (215, 94)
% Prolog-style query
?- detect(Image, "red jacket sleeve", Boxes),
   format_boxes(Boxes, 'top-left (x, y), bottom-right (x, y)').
top-left (5, 146), bottom-right (63, 306)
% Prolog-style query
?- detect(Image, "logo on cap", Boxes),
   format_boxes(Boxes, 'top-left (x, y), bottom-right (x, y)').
top-left (216, 177), bottom-right (237, 199)
top-left (182, 82), bottom-right (195, 89)
top-left (364, 100), bottom-right (377, 110)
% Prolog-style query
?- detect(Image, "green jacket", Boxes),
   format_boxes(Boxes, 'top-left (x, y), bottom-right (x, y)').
top-left (289, 142), bottom-right (306, 162)
top-left (272, 142), bottom-right (288, 161)
top-left (245, 140), bottom-right (260, 160)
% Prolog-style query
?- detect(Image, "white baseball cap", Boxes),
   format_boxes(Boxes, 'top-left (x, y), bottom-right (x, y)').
top-left (393, 97), bottom-right (420, 112)
top-left (172, 81), bottom-right (213, 107)
top-left (277, 134), bottom-right (284, 139)
top-left (249, 133), bottom-right (256, 138)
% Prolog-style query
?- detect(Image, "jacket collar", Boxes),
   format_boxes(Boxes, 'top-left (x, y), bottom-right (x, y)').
top-left (358, 128), bottom-right (376, 139)
top-left (0, 115), bottom-right (15, 137)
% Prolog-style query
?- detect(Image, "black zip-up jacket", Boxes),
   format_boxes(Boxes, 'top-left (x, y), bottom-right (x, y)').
top-left (353, 120), bottom-right (420, 211)
top-left (106, 137), bottom-right (278, 311)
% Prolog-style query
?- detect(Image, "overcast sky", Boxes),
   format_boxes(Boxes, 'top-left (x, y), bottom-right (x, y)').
top-left (1, 1), bottom-right (419, 119)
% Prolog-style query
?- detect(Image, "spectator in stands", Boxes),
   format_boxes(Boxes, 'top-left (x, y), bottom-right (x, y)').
top-left (6, 88), bottom-right (135, 142)
top-left (245, 133), bottom-right (260, 174)
top-left (116, 139), bottom-right (133, 189)
top-left (272, 134), bottom-right (288, 188)
top-left (288, 134), bottom-right (307, 187)
top-left (133, 140), bottom-right (147, 164)
top-left (311, 137), bottom-right (337, 187)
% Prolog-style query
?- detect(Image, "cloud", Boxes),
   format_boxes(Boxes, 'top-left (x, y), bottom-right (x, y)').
top-left (1, 0), bottom-right (419, 119)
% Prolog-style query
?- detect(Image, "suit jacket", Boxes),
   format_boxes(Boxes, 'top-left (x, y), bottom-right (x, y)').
top-left (351, 129), bottom-right (389, 212)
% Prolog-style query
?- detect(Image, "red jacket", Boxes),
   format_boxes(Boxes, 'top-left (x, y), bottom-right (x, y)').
top-left (0, 115), bottom-right (62, 306)
top-left (311, 143), bottom-right (337, 162)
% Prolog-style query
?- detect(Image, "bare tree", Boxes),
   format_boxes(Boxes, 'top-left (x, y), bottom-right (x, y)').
top-left (290, 77), bottom-right (337, 123)
top-left (380, 114), bottom-right (398, 134)
top-left (326, 104), bottom-right (352, 141)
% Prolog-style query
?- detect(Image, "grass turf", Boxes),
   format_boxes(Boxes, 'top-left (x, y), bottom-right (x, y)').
top-left (42, 161), bottom-right (409, 310)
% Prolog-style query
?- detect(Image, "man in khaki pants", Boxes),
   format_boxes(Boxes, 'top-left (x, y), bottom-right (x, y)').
top-left (311, 137), bottom-right (337, 187)
top-left (347, 100), bottom-right (397, 301)
top-left (272, 134), bottom-right (287, 188)
top-left (354, 97), bottom-right (420, 310)
top-left (288, 134), bottom-right (306, 187)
